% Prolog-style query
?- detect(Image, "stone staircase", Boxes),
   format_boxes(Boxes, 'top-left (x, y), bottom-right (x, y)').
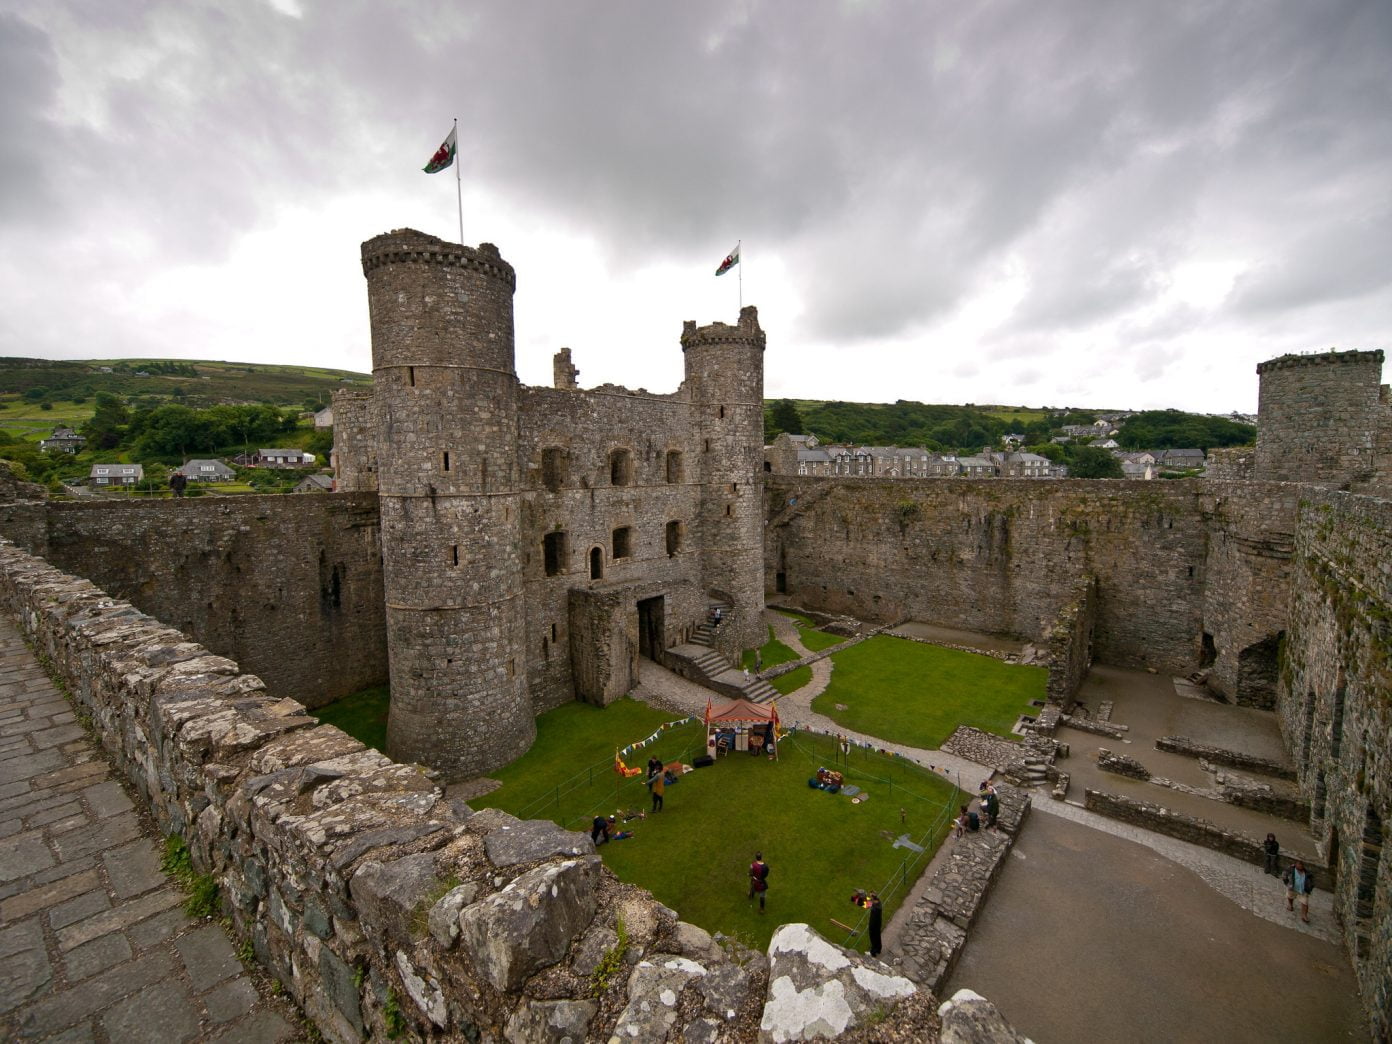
top-left (664, 604), bottom-right (779, 705)
top-left (1020, 754), bottom-right (1049, 786)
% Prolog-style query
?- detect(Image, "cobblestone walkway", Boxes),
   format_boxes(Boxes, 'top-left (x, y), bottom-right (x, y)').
top-left (0, 618), bottom-right (300, 1042)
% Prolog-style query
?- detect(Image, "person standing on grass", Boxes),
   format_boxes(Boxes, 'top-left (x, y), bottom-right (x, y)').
top-left (650, 767), bottom-right (665, 813)
top-left (749, 852), bottom-right (769, 912)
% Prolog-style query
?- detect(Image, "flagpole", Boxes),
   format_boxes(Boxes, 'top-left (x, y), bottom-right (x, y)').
top-left (453, 118), bottom-right (464, 246)
top-left (737, 240), bottom-right (743, 311)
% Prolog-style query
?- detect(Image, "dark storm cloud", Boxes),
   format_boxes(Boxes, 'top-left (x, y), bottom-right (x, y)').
top-left (1, 0), bottom-right (1388, 396)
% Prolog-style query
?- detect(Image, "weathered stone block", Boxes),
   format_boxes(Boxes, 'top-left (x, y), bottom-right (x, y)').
top-left (457, 857), bottom-right (599, 991)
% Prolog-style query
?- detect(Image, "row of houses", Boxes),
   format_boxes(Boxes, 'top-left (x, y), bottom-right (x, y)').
top-left (765, 433), bottom-right (1208, 480)
top-left (766, 434), bottom-right (1062, 479)
top-left (87, 450), bottom-right (320, 488)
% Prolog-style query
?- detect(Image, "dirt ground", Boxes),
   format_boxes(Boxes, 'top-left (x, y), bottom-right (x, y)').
top-left (947, 812), bottom-right (1366, 1043)
top-left (1059, 665), bottom-right (1320, 861)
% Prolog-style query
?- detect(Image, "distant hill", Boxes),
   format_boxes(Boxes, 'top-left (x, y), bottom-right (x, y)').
top-left (765, 398), bottom-right (1255, 455)
top-left (0, 358), bottom-right (371, 414)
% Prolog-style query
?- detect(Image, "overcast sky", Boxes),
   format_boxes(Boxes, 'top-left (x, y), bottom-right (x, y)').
top-left (2, 1), bottom-right (1388, 415)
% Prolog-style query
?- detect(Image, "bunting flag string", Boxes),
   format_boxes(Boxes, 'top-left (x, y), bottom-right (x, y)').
top-left (614, 717), bottom-right (694, 762)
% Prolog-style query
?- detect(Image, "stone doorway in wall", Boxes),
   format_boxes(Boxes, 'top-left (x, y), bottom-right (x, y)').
top-left (1236, 631), bottom-right (1284, 709)
top-left (637, 596), bottom-right (665, 661)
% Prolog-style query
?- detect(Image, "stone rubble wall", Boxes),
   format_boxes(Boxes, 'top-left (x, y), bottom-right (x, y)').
top-left (1155, 736), bottom-right (1296, 781)
top-left (895, 787), bottom-right (1031, 993)
top-left (1082, 789), bottom-right (1329, 879)
top-left (0, 538), bottom-right (983, 1043)
top-left (940, 726), bottom-right (1055, 784)
top-left (1096, 748), bottom-right (1151, 780)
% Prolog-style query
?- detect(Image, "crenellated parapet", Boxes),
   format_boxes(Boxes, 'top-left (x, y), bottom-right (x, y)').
top-left (360, 229), bottom-right (516, 288)
top-left (680, 305), bottom-right (767, 351)
top-left (1256, 348), bottom-right (1384, 374)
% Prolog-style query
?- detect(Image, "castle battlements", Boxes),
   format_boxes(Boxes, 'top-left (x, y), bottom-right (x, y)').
top-left (1256, 348), bottom-right (1384, 374)
top-left (681, 305), bottom-right (767, 351)
top-left (360, 229), bottom-right (516, 287)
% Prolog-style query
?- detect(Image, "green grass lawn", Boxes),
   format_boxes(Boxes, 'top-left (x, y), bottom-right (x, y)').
top-left (741, 626), bottom-right (799, 672)
top-left (771, 666), bottom-right (812, 694)
top-left (812, 635), bottom-right (1045, 749)
top-left (776, 609), bottom-right (843, 652)
top-left (312, 684), bottom-right (390, 752)
top-left (480, 697), bottom-right (962, 951)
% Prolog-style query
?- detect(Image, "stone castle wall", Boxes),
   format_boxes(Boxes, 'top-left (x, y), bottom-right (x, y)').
top-left (2, 494), bottom-right (386, 709)
top-left (1254, 349), bottom-right (1389, 489)
top-left (764, 477), bottom-right (1209, 674)
top-left (336, 230), bottom-right (767, 777)
top-left (361, 231), bottom-right (534, 778)
top-left (329, 388), bottom-right (377, 493)
top-left (1280, 488), bottom-right (1392, 1035)
top-left (516, 385), bottom-right (706, 712)
top-left (0, 541), bottom-right (947, 1043)
top-left (1197, 481), bottom-right (1300, 706)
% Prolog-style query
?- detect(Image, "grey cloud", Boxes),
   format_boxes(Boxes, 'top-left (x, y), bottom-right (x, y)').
top-left (0, 15), bottom-right (63, 224)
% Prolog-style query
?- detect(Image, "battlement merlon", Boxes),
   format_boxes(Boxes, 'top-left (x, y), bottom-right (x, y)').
top-left (680, 305), bottom-right (767, 351)
top-left (1256, 348), bottom-right (1385, 375)
top-left (360, 228), bottom-right (516, 290)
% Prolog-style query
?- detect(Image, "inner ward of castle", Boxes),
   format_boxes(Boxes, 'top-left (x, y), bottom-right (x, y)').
top-left (0, 230), bottom-right (1387, 1034)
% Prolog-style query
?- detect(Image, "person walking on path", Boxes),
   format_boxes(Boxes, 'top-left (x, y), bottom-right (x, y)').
top-left (650, 766), bottom-right (665, 812)
top-left (749, 852), bottom-right (770, 912)
top-left (1283, 859), bottom-right (1314, 922)
top-left (1263, 833), bottom-right (1281, 876)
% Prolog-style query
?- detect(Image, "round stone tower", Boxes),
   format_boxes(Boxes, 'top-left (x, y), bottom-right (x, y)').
top-left (681, 306), bottom-right (767, 652)
top-left (1254, 348), bottom-right (1387, 487)
top-left (361, 229), bottom-right (533, 778)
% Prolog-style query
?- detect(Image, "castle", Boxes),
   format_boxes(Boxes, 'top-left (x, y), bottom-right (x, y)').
top-left (0, 231), bottom-right (1387, 1035)
top-left (336, 229), bottom-right (767, 777)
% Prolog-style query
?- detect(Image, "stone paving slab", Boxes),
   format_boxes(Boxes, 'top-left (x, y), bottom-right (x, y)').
top-left (0, 617), bottom-right (302, 1042)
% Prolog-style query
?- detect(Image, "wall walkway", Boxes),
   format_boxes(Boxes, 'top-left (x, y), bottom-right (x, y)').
top-left (0, 617), bottom-right (298, 1041)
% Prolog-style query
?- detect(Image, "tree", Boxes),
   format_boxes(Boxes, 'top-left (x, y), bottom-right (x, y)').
top-left (770, 400), bottom-right (804, 436)
top-left (1068, 445), bottom-right (1123, 478)
top-left (82, 393), bottom-right (129, 450)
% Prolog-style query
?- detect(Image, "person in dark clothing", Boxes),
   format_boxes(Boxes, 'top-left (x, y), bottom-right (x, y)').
top-left (1263, 833), bottom-right (1281, 875)
top-left (169, 471), bottom-right (188, 498)
top-left (591, 815), bottom-right (611, 846)
top-left (749, 853), bottom-right (769, 911)
top-left (857, 892), bottom-right (884, 957)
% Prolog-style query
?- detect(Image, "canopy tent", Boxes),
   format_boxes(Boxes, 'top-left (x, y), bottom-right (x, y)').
top-left (704, 697), bottom-right (780, 759)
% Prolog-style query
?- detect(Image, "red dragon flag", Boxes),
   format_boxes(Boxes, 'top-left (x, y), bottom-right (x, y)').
top-left (715, 243), bottom-right (740, 276)
top-left (423, 126), bottom-right (457, 174)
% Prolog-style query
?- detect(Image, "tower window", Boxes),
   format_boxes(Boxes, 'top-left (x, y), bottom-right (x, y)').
top-left (442, 450), bottom-right (451, 472)
top-left (610, 448), bottom-right (633, 486)
top-left (543, 531), bottom-right (568, 577)
top-left (450, 544), bottom-right (459, 566)
top-left (407, 366), bottom-right (415, 387)
top-left (612, 526), bottom-right (633, 559)
top-left (542, 447), bottom-right (567, 491)
top-left (665, 520), bottom-right (683, 555)
top-left (666, 450), bottom-right (684, 483)
top-left (589, 547), bottom-right (604, 579)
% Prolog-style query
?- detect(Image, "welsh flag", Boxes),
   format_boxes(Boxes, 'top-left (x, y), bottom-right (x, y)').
top-left (715, 243), bottom-right (740, 276)
top-left (423, 126), bottom-right (457, 174)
